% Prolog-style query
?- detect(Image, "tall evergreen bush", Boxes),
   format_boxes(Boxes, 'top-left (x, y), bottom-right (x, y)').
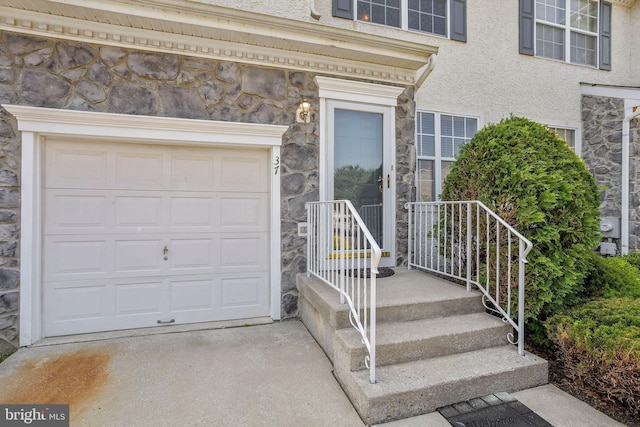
top-left (441, 117), bottom-right (601, 343)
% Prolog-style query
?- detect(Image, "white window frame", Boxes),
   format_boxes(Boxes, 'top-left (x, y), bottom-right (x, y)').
top-left (534, 0), bottom-right (600, 67)
top-left (354, 0), bottom-right (451, 38)
top-left (546, 124), bottom-right (581, 156)
top-left (4, 104), bottom-right (288, 346)
top-left (415, 110), bottom-right (480, 201)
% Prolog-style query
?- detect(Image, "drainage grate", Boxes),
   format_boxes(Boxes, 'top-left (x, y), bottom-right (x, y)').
top-left (438, 392), bottom-right (552, 427)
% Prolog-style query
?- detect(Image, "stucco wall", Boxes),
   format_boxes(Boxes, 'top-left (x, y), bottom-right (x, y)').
top-left (415, 1), bottom-right (637, 128)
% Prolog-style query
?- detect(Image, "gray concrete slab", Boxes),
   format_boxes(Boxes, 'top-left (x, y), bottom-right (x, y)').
top-left (0, 320), bottom-right (365, 427)
top-left (0, 320), bottom-right (627, 427)
top-left (513, 385), bottom-right (626, 427)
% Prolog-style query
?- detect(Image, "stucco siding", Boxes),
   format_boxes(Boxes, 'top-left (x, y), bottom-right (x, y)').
top-left (415, 1), bottom-right (638, 128)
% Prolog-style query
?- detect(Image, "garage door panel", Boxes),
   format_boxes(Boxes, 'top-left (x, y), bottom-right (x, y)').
top-left (45, 191), bottom-right (110, 234)
top-left (114, 239), bottom-right (165, 274)
top-left (219, 234), bottom-right (268, 272)
top-left (170, 279), bottom-right (214, 312)
top-left (115, 152), bottom-right (164, 189)
top-left (115, 194), bottom-right (164, 229)
top-left (170, 155), bottom-right (217, 191)
top-left (115, 281), bottom-right (164, 315)
top-left (45, 144), bottom-right (109, 188)
top-left (169, 195), bottom-right (216, 231)
top-left (220, 194), bottom-right (269, 231)
top-left (168, 238), bottom-right (216, 272)
top-left (220, 153), bottom-right (268, 192)
top-left (44, 239), bottom-right (110, 280)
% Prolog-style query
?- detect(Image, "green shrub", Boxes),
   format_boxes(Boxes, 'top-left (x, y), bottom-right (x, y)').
top-left (547, 298), bottom-right (640, 414)
top-left (441, 117), bottom-right (601, 344)
top-left (583, 252), bottom-right (640, 300)
top-left (622, 252), bottom-right (640, 272)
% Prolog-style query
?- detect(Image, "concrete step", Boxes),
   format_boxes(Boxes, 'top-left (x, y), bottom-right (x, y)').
top-left (336, 345), bottom-right (549, 425)
top-left (334, 312), bottom-right (512, 371)
top-left (298, 269), bottom-right (484, 331)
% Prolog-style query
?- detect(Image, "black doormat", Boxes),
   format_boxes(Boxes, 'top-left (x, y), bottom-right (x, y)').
top-left (438, 392), bottom-right (552, 427)
top-left (346, 267), bottom-right (395, 278)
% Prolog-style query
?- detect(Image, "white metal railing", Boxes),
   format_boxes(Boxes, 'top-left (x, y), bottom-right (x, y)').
top-left (306, 200), bottom-right (381, 384)
top-left (406, 201), bottom-right (533, 356)
top-left (359, 203), bottom-right (383, 245)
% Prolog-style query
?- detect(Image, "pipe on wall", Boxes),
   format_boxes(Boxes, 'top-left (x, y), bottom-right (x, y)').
top-left (621, 105), bottom-right (640, 255)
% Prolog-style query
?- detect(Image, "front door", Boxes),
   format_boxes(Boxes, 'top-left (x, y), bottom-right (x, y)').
top-left (328, 102), bottom-right (395, 266)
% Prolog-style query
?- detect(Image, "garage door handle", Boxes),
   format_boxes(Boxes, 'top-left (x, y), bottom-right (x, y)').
top-left (163, 245), bottom-right (169, 261)
top-left (157, 319), bottom-right (175, 325)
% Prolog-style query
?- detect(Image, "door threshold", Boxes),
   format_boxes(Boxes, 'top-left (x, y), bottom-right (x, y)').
top-left (30, 317), bottom-right (274, 347)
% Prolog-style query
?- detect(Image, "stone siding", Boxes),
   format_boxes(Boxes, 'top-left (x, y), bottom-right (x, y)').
top-left (581, 95), bottom-right (640, 252)
top-left (0, 30), bottom-right (414, 348)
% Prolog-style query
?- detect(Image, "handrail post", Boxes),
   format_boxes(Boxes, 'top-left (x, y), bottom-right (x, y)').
top-left (466, 202), bottom-right (472, 292)
top-left (369, 274), bottom-right (377, 384)
top-left (407, 202), bottom-right (413, 270)
top-left (518, 239), bottom-right (525, 356)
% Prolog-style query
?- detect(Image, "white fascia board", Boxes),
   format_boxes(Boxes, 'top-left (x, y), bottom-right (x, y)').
top-left (315, 76), bottom-right (405, 106)
top-left (3, 105), bottom-right (288, 147)
top-left (581, 83), bottom-right (640, 100)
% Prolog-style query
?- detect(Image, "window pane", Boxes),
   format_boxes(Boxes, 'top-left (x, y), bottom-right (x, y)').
top-left (441, 136), bottom-right (454, 158)
top-left (441, 115), bottom-right (453, 137)
top-left (417, 112), bottom-right (435, 157)
top-left (537, 0), bottom-right (566, 24)
top-left (537, 23), bottom-right (565, 60)
top-left (570, 31), bottom-right (596, 65)
top-left (417, 159), bottom-right (435, 202)
top-left (570, 0), bottom-right (598, 32)
top-left (420, 135), bottom-right (435, 157)
top-left (358, 0), bottom-right (400, 27)
top-left (408, 0), bottom-right (446, 35)
top-left (548, 126), bottom-right (577, 151)
top-left (441, 160), bottom-right (454, 187)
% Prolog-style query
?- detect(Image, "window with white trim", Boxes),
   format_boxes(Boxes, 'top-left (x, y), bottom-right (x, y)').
top-left (334, 0), bottom-right (467, 41)
top-left (547, 125), bottom-right (579, 155)
top-left (416, 111), bottom-right (478, 201)
top-left (520, 0), bottom-right (612, 69)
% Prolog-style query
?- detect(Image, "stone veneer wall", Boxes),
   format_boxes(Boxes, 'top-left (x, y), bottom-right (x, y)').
top-left (0, 31), bottom-right (414, 350)
top-left (581, 95), bottom-right (640, 252)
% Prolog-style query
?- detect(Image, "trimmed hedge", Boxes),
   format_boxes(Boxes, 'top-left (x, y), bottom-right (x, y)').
top-left (583, 252), bottom-right (640, 300)
top-left (441, 117), bottom-right (601, 344)
top-left (547, 298), bottom-right (640, 414)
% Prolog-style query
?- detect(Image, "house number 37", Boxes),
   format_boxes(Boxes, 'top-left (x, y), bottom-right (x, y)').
top-left (274, 156), bottom-right (280, 175)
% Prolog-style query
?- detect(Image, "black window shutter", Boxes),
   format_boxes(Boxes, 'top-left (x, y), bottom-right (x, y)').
top-left (450, 0), bottom-right (467, 42)
top-left (519, 0), bottom-right (535, 56)
top-left (333, 0), bottom-right (354, 19)
top-left (600, 1), bottom-right (612, 71)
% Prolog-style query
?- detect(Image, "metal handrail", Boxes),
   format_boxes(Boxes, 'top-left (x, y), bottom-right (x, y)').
top-left (405, 201), bottom-right (533, 355)
top-left (306, 200), bottom-right (381, 384)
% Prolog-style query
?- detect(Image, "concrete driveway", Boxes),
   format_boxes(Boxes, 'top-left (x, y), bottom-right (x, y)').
top-left (0, 320), bottom-right (625, 427)
top-left (0, 320), bottom-right (366, 426)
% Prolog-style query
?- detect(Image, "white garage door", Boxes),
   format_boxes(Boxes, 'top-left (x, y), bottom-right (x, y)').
top-left (43, 139), bottom-right (270, 337)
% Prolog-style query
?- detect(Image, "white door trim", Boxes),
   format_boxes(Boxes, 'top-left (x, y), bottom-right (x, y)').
top-left (315, 77), bottom-right (403, 267)
top-left (3, 104), bottom-right (288, 346)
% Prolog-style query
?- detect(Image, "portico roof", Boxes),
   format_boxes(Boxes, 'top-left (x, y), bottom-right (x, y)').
top-left (0, 0), bottom-right (438, 85)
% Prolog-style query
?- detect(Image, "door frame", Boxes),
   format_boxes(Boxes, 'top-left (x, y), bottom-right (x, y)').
top-left (315, 77), bottom-right (404, 267)
top-left (4, 104), bottom-right (288, 346)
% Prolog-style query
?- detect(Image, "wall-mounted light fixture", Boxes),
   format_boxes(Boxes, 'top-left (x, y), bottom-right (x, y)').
top-left (296, 99), bottom-right (311, 123)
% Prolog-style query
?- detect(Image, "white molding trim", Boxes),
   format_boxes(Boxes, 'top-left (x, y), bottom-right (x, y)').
top-left (581, 84), bottom-right (640, 100)
top-left (0, 1), bottom-right (436, 85)
top-left (315, 76), bottom-right (405, 106)
top-left (3, 105), bottom-right (287, 345)
top-left (4, 105), bottom-right (288, 147)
